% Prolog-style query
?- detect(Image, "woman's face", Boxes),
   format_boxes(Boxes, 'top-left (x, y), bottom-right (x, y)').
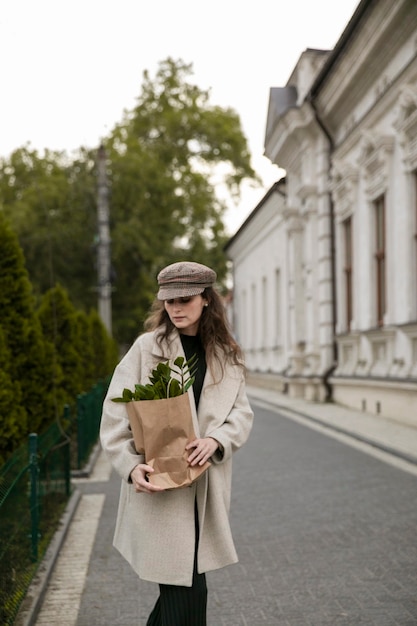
top-left (164, 295), bottom-right (207, 336)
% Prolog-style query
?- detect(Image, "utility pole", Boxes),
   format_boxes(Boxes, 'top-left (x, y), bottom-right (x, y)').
top-left (96, 144), bottom-right (112, 335)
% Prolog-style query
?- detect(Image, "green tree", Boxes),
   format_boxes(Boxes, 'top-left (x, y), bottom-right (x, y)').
top-left (37, 284), bottom-right (85, 405)
top-left (0, 146), bottom-right (97, 310)
top-left (88, 309), bottom-right (119, 379)
top-left (107, 58), bottom-right (257, 341)
top-left (73, 310), bottom-right (96, 391)
top-left (36, 286), bottom-right (117, 403)
top-left (0, 58), bottom-right (258, 345)
top-left (0, 327), bottom-right (25, 464)
top-left (0, 213), bottom-right (56, 456)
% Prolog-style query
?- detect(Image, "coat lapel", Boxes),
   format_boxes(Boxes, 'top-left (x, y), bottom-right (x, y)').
top-left (198, 355), bottom-right (242, 435)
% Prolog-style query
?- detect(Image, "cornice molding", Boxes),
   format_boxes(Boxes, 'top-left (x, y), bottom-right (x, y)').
top-left (265, 103), bottom-right (318, 167)
top-left (358, 131), bottom-right (394, 199)
top-left (394, 83), bottom-right (417, 171)
top-left (298, 184), bottom-right (318, 217)
top-left (283, 207), bottom-right (305, 232)
top-left (330, 160), bottom-right (359, 220)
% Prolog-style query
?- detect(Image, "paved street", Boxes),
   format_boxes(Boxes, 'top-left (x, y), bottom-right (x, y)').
top-left (35, 399), bottom-right (417, 626)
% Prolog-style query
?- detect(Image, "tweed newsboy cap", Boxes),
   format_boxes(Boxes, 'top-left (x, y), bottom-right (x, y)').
top-left (157, 261), bottom-right (217, 300)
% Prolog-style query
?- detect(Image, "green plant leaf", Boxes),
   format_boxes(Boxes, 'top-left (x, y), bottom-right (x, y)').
top-left (112, 354), bottom-right (199, 402)
top-left (157, 361), bottom-right (171, 378)
top-left (135, 384), bottom-right (156, 400)
top-left (152, 379), bottom-right (166, 399)
top-left (173, 356), bottom-right (184, 368)
top-left (168, 378), bottom-right (181, 397)
top-left (184, 377), bottom-right (195, 392)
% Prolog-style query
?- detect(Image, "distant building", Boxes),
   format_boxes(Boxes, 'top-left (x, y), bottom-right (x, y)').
top-left (226, 181), bottom-right (290, 389)
top-left (226, 0), bottom-right (417, 425)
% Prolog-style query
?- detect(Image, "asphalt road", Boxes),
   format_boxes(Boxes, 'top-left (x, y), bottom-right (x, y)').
top-left (75, 401), bottom-right (417, 626)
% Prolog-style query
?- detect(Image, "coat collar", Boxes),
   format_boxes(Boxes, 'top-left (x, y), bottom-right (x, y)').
top-left (150, 327), bottom-right (240, 384)
top-left (150, 328), bottom-right (185, 361)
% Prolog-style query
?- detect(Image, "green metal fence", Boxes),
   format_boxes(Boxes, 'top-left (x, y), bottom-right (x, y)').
top-left (0, 423), bottom-right (70, 625)
top-left (0, 378), bottom-right (109, 626)
top-left (75, 379), bottom-right (108, 470)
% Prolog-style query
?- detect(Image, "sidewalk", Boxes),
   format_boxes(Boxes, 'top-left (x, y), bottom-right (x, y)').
top-left (15, 386), bottom-right (417, 626)
top-left (246, 385), bottom-right (417, 466)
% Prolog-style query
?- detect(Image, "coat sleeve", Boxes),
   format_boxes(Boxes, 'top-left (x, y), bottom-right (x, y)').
top-left (100, 338), bottom-right (146, 481)
top-left (205, 375), bottom-right (254, 464)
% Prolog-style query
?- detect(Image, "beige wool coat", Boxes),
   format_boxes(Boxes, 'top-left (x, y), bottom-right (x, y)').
top-left (100, 329), bottom-right (254, 587)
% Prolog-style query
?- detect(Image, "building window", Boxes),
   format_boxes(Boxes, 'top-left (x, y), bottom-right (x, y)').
top-left (375, 196), bottom-right (386, 326)
top-left (343, 217), bottom-right (353, 331)
top-left (240, 290), bottom-right (246, 349)
top-left (275, 269), bottom-right (281, 344)
top-left (251, 283), bottom-right (256, 348)
top-left (262, 276), bottom-right (267, 347)
top-left (415, 172), bottom-right (417, 314)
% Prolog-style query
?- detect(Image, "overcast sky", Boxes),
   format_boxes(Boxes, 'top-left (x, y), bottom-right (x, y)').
top-left (1, 0), bottom-right (359, 233)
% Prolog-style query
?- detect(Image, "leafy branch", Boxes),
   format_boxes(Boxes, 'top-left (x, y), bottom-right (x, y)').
top-left (111, 355), bottom-right (198, 402)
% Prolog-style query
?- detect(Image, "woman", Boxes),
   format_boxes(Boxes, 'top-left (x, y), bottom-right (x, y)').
top-left (100, 261), bottom-right (254, 625)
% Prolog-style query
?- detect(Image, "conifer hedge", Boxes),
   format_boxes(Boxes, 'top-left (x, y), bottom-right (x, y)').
top-left (0, 213), bottom-right (118, 464)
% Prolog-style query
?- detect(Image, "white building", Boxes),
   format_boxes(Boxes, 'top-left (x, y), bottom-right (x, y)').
top-left (226, 181), bottom-right (289, 389)
top-left (227, 0), bottom-right (417, 425)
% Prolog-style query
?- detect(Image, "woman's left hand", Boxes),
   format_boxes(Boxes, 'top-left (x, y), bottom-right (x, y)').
top-left (186, 437), bottom-right (219, 466)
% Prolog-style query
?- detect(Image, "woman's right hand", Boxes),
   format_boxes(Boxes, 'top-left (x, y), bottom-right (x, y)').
top-left (130, 464), bottom-right (165, 494)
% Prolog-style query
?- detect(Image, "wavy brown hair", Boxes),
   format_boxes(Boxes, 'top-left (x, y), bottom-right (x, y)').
top-left (144, 288), bottom-right (243, 378)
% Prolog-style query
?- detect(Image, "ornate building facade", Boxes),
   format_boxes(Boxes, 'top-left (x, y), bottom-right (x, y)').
top-left (226, 0), bottom-right (417, 424)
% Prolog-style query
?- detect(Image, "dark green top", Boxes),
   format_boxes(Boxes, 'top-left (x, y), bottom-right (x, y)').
top-left (180, 333), bottom-right (206, 410)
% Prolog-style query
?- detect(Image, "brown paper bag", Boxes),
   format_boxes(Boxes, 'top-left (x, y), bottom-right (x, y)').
top-left (126, 392), bottom-right (211, 490)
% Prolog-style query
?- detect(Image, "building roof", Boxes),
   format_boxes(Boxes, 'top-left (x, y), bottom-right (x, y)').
top-left (309, 0), bottom-right (374, 99)
top-left (224, 178), bottom-right (286, 252)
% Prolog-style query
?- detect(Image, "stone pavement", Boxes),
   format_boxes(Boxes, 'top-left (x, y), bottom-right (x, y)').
top-left (16, 389), bottom-right (417, 626)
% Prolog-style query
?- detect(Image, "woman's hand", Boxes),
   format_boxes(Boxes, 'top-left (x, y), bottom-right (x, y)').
top-left (130, 464), bottom-right (165, 494)
top-left (186, 437), bottom-right (219, 467)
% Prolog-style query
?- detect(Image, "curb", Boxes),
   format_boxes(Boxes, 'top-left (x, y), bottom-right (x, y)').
top-left (14, 488), bottom-right (82, 626)
top-left (249, 396), bottom-right (417, 467)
